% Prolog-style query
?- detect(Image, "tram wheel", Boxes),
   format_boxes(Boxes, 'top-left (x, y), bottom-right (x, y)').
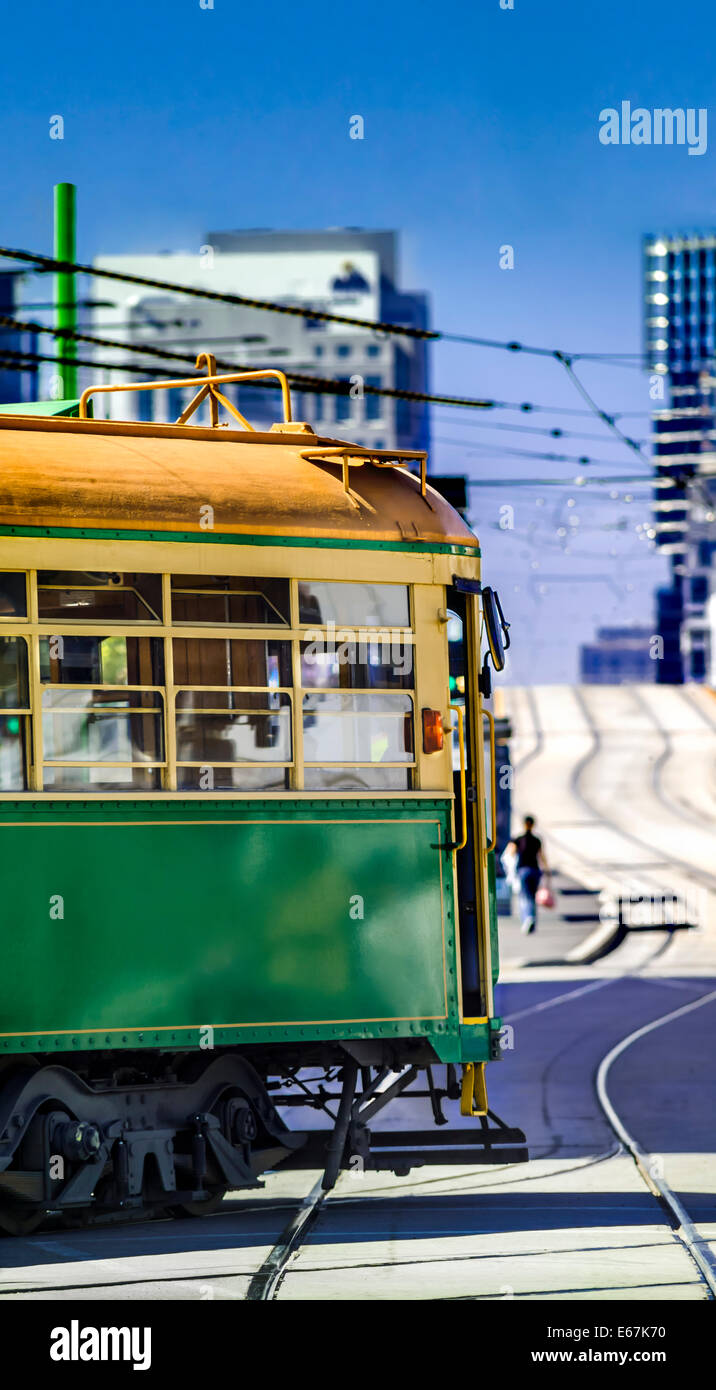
top-left (166, 1189), bottom-right (227, 1218)
top-left (0, 1203), bottom-right (46, 1237)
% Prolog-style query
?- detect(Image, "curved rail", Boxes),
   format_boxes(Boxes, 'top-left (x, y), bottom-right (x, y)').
top-left (571, 685), bottom-right (716, 896)
top-left (596, 987), bottom-right (716, 1297)
top-left (246, 1176), bottom-right (326, 1300)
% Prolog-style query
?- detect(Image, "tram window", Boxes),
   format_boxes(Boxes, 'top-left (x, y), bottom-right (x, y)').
top-left (0, 714), bottom-right (27, 790)
top-left (170, 576), bottom-right (289, 625)
top-left (175, 691), bottom-right (292, 765)
top-left (304, 767), bottom-right (411, 791)
top-left (447, 610), bottom-right (465, 771)
top-left (177, 766), bottom-right (290, 792)
top-left (300, 639), bottom-right (413, 689)
top-left (42, 692), bottom-right (163, 788)
top-left (42, 766), bottom-right (161, 792)
top-left (298, 582), bottom-right (410, 628)
top-left (38, 634), bottom-right (164, 791)
top-left (0, 638), bottom-right (30, 791)
top-left (37, 572), bottom-right (162, 622)
top-left (0, 638), bottom-right (29, 709)
top-left (39, 636), bottom-right (164, 687)
top-left (302, 692), bottom-right (414, 766)
top-left (0, 573), bottom-right (26, 618)
top-left (42, 690), bottom-right (164, 765)
top-left (172, 638), bottom-right (291, 691)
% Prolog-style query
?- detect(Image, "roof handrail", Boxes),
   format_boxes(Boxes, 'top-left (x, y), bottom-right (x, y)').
top-left (78, 354), bottom-right (293, 427)
top-left (299, 445), bottom-right (428, 499)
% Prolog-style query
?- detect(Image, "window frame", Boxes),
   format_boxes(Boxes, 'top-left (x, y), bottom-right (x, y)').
top-left (36, 573), bottom-right (163, 624)
top-left (0, 573), bottom-right (419, 795)
top-left (0, 570), bottom-right (29, 622)
top-left (0, 632), bottom-right (32, 791)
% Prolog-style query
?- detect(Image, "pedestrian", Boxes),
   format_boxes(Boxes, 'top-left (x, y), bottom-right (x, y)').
top-left (507, 815), bottom-right (551, 934)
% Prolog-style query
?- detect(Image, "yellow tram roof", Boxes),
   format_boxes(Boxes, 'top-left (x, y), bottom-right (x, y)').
top-left (0, 412), bottom-right (478, 549)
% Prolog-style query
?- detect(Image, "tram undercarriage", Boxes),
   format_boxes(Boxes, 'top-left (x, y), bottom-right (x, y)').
top-left (0, 1048), bottom-right (527, 1233)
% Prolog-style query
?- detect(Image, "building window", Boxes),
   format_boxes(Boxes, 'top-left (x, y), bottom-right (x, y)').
top-left (366, 344), bottom-right (381, 358)
top-left (691, 648), bottom-right (707, 679)
top-left (336, 345), bottom-right (352, 358)
top-left (137, 390), bottom-right (154, 423)
top-left (365, 376), bottom-right (382, 421)
top-left (691, 575), bottom-right (708, 605)
top-left (335, 379), bottom-right (352, 422)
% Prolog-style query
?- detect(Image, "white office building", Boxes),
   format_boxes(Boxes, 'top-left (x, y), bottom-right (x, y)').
top-left (88, 229), bottom-right (431, 452)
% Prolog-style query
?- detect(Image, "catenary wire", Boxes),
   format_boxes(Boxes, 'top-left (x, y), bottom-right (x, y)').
top-left (0, 246), bottom-right (654, 366)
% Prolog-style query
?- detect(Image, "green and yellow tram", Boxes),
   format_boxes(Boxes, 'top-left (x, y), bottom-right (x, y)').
top-left (0, 361), bottom-right (525, 1232)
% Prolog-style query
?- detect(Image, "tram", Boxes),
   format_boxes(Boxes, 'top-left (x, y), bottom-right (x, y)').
top-left (0, 359), bottom-right (525, 1233)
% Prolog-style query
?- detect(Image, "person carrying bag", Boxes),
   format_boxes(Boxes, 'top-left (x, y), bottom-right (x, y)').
top-left (507, 815), bottom-right (553, 934)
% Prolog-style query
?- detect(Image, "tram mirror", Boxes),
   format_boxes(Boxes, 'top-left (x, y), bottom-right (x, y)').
top-left (482, 587), bottom-right (507, 672)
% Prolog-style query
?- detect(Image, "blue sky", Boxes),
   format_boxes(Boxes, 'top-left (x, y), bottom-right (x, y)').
top-left (2, 0), bottom-right (715, 679)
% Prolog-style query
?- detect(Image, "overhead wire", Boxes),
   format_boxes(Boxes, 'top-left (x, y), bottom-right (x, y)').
top-left (0, 246), bottom-right (651, 367)
top-left (0, 317), bottom-right (499, 411)
top-left (0, 317), bottom-right (655, 436)
top-left (429, 413), bottom-right (648, 446)
top-left (0, 246), bottom-right (438, 340)
top-left (0, 245), bottom-right (656, 466)
top-left (433, 435), bottom-right (650, 469)
top-left (0, 334), bottom-right (494, 410)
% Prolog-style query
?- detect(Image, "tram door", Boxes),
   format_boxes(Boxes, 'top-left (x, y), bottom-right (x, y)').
top-left (447, 590), bottom-right (494, 1020)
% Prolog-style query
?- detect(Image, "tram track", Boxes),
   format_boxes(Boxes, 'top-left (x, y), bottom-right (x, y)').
top-left (511, 685), bottom-right (716, 912)
top-left (184, 693), bottom-right (716, 1298)
top-left (2, 958), bottom-right (713, 1299)
top-left (596, 986), bottom-right (716, 1297)
top-left (234, 971), bottom-right (716, 1299)
top-left (569, 686), bottom-right (716, 898)
top-left (246, 728), bottom-right (716, 1303)
top-left (632, 685), bottom-right (716, 828)
top-left (246, 1177), bottom-right (326, 1300)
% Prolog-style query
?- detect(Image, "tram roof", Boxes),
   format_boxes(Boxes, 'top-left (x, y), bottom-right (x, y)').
top-left (0, 413), bottom-right (479, 549)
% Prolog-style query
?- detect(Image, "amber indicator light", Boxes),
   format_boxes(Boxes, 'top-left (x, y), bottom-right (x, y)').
top-left (422, 708), bottom-right (444, 753)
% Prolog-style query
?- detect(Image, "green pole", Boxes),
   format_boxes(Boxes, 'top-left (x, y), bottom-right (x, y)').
top-left (54, 182), bottom-right (77, 399)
